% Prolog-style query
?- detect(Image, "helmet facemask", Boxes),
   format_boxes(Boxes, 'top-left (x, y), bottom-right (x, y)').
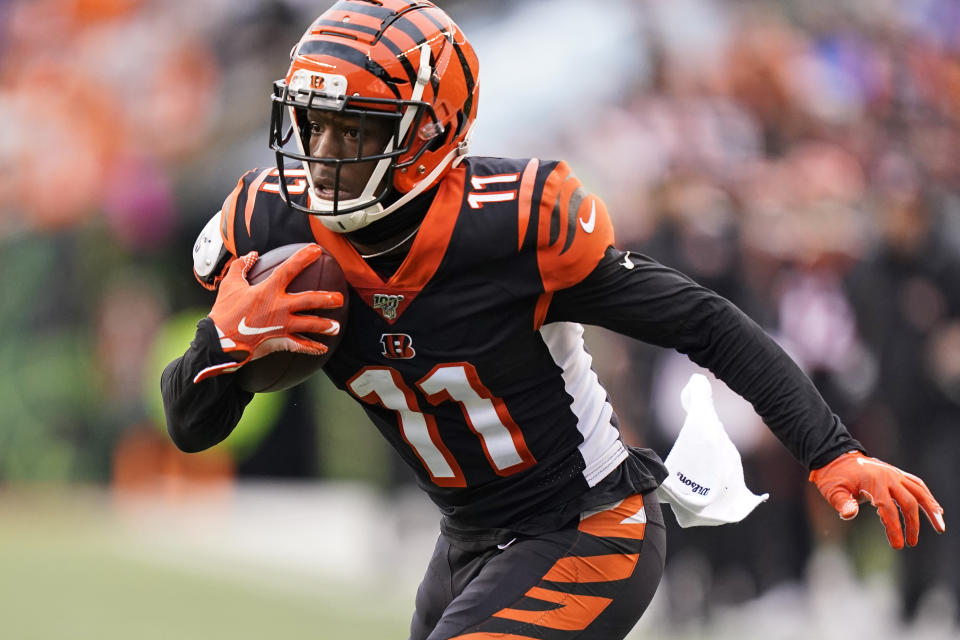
top-left (269, 45), bottom-right (445, 233)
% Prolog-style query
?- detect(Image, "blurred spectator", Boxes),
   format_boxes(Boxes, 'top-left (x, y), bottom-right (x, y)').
top-left (845, 175), bottom-right (960, 623)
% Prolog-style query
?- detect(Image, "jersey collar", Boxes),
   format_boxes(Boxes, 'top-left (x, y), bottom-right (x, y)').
top-left (308, 166), bottom-right (466, 321)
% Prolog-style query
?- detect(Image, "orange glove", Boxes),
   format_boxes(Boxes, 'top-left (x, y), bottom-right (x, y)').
top-left (194, 245), bottom-right (343, 383)
top-left (810, 451), bottom-right (946, 549)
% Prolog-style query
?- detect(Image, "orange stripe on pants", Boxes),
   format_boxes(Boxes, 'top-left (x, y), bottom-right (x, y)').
top-left (493, 586), bottom-right (612, 631)
top-left (578, 493), bottom-right (647, 540)
top-left (542, 553), bottom-right (640, 583)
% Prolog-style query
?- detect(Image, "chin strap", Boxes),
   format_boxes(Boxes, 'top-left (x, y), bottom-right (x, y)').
top-left (451, 119), bottom-right (476, 169)
top-left (372, 120), bottom-right (475, 213)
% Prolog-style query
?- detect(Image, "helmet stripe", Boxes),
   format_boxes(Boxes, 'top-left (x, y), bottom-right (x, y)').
top-left (307, 19), bottom-right (418, 87)
top-left (379, 16), bottom-right (437, 96)
top-left (429, 64), bottom-right (440, 96)
top-left (386, 15), bottom-right (428, 47)
top-left (378, 37), bottom-right (418, 86)
top-left (417, 6), bottom-right (450, 35)
top-left (452, 41), bottom-right (476, 120)
top-left (331, 0), bottom-right (392, 20)
top-left (401, 10), bottom-right (451, 97)
top-left (312, 19), bottom-right (380, 37)
top-left (296, 40), bottom-right (402, 99)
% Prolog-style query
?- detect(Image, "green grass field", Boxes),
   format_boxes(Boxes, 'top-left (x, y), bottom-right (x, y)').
top-left (2, 487), bottom-right (954, 640)
top-left (0, 488), bottom-right (411, 640)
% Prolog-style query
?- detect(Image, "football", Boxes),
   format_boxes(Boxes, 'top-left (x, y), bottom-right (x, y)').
top-left (235, 243), bottom-right (349, 393)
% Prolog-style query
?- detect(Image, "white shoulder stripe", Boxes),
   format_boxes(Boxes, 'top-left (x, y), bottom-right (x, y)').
top-left (539, 322), bottom-right (628, 487)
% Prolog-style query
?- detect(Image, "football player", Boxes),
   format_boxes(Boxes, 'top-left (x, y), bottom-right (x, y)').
top-left (160, 2), bottom-right (946, 638)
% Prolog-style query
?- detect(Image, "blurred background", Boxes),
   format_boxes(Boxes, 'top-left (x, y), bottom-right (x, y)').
top-left (1, 0), bottom-right (959, 638)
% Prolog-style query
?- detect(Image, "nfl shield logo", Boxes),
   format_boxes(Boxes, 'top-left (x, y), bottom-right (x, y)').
top-left (373, 293), bottom-right (404, 320)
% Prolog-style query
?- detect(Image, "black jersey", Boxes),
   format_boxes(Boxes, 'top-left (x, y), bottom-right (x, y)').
top-left (163, 156), bottom-right (862, 533)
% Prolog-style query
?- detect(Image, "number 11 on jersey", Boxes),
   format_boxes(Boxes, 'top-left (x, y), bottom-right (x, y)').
top-left (347, 363), bottom-right (536, 487)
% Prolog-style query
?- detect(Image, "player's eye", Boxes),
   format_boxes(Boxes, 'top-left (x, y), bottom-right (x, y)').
top-left (309, 122), bottom-right (324, 135)
top-left (344, 127), bottom-right (360, 140)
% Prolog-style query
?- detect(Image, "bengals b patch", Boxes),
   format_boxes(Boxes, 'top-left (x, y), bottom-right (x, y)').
top-left (380, 333), bottom-right (416, 359)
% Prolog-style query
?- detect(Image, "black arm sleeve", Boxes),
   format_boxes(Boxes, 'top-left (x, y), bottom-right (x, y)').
top-left (160, 317), bottom-right (254, 453)
top-left (545, 247), bottom-right (863, 470)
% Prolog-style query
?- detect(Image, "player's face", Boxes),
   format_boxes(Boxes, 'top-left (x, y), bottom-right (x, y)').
top-left (305, 110), bottom-right (394, 202)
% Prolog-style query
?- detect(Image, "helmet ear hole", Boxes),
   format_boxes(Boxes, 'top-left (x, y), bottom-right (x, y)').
top-left (427, 122), bottom-right (452, 152)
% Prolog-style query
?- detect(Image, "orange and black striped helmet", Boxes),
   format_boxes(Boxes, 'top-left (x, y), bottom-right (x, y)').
top-left (269, 0), bottom-right (480, 232)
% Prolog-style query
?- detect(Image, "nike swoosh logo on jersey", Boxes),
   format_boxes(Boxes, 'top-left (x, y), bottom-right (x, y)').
top-left (497, 537), bottom-right (518, 551)
top-left (238, 317), bottom-right (284, 335)
top-left (621, 251), bottom-right (635, 270)
top-left (579, 200), bottom-right (596, 234)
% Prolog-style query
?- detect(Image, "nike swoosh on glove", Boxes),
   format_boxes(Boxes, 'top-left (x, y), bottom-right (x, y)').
top-left (194, 244), bottom-right (343, 383)
top-left (809, 451), bottom-right (946, 549)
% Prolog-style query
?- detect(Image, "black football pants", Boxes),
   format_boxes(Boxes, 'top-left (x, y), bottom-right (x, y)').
top-left (410, 492), bottom-right (666, 640)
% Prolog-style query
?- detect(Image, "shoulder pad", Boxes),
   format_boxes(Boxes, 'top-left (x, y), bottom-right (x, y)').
top-left (193, 211), bottom-right (231, 288)
top-left (534, 162), bottom-right (615, 293)
top-left (220, 167), bottom-right (313, 256)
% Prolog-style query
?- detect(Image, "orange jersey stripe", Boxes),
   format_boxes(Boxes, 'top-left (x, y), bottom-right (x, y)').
top-left (578, 493), bottom-right (647, 540)
top-left (534, 162), bottom-right (614, 293)
top-left (219, 173), bottom-right (247, 256)
top-left (542, 553), bottom-right (640, 583)
top-left (517, 158), bottom-right (539, 251)
top-left (533, 292), bottom-right (552, 330)
top-left (394, 166), bottom-right (464, 290)
top-left (244, 169), bottom-right (272, 237)
top-left (493, 586), bottom-right (612, 632)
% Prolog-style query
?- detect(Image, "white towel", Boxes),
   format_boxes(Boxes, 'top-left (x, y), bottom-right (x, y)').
top-left (655, 374), bottom-right (769, 527)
